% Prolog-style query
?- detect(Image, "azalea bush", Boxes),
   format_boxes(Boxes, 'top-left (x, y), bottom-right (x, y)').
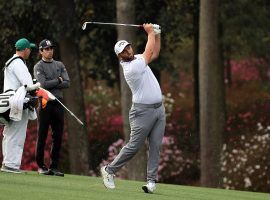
top-left (158, 135), bottom-right (199, 184)
top-left (84, 85), bottom-right (123, 173)
top-left (221, 123), bottom-right (270, 192)
top-left (99, 135), bottom-right (199, 184)
top-left (0, 122), bottom-right (53, 171)
top-left (98, 138), bottom-right (127, 178)
top-left (21, 121), bottom-right (69, 171)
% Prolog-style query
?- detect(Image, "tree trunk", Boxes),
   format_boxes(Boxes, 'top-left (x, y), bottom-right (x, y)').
top-left (193, 0), bottom-right (200, 150)
top-left (199, 0), bottom-right (225, 187)
top-left (116, 0), bottom-right (147, 181)
top-left (56, 0), bottom-right (89, 175)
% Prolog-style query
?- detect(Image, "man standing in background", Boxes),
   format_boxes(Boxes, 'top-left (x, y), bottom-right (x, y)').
top-left (34, 39), bottom-right (70, 177)
top-left (1, 38), bottom-right (36, 173)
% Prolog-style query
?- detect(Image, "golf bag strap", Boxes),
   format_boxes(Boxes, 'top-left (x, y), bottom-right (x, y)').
top-left (4, 89), bottom-right (14, 93)
top-left (3, 56), bottom-right (25, 71)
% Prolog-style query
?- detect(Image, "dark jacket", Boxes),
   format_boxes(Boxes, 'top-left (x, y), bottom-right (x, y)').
top-left (33, 59), bottom-right (70, 99)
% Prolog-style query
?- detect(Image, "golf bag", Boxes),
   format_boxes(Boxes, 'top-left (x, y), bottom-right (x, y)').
top-left (0, 89), bottom-right (38, 125)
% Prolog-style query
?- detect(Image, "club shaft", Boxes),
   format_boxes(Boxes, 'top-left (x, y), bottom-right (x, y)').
top-left (55, 98), bottom-right (84, 126)
top-left (82, 21), bottom-right (143, 30)
top-left (87, 21), bottom-right (142, 27)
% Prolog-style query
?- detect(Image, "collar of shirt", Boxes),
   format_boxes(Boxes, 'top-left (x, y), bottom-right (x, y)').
top-left (42, 58), bottom-right (53, 63)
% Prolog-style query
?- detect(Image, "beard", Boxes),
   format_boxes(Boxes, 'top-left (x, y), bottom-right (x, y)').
top-left (122, 54), bottom-right (134, 62)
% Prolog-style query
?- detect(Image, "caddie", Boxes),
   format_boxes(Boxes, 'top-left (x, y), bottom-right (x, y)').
top-left (1, 38), bottom-right (36, 173)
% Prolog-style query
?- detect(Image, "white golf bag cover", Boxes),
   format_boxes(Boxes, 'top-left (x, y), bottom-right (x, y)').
top-left (0, 89), bottom-right (38, 125)
top-left (0, 90), bottom-right (15, 125)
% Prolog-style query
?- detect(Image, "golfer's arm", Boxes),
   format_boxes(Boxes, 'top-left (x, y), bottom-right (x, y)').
top-left (150, 34), bottom-right (161, 62)
top-left (142, 32), bottom-right (155, 65)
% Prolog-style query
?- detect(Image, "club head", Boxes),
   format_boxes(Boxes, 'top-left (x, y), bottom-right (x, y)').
top-left (82, 22), bottom-right (87, 30)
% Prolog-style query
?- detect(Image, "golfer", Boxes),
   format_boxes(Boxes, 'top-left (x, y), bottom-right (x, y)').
top-left (101, 23), bottom-right (165, 193)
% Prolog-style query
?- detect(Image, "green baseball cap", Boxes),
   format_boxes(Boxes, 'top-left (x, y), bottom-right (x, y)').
top-left (15, 38), bottom-right (36, 51)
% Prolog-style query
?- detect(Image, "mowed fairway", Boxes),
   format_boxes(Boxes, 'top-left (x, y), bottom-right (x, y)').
top-left (0, 172), bottom-right (269, 200)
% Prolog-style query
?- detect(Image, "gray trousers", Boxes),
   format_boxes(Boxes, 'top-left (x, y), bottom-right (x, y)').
top-left (2, 110), bottom-right (29, 169)
top-left (107, 102), bottom-right (166, 182)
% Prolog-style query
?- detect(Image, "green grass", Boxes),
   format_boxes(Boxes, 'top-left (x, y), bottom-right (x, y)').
top-left (0, 171), bottom-right (269, 200)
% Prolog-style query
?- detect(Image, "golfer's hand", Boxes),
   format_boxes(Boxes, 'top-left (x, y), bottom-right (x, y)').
top-left (153, 24), bottom-right (161, 35)
top-left (25, 82), bottom-right (41, 91)
top-left (143, 23), bottom-right (155, 35)
top-left (58, 76), bottom-right (63, 83)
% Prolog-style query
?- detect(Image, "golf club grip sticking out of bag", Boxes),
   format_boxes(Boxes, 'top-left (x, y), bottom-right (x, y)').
top-left (82, 21), bottom-right (143, 30)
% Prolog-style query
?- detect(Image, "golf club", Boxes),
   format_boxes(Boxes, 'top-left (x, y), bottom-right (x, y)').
top-left (82, 21), bottom-right (143, 30)
top-left (38, 87), bottom-right (84, 126)
top-left (54, 98), bottom-right (84, 126)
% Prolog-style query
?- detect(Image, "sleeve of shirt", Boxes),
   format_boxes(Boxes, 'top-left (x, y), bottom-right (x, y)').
top-left (129, 55), bottom-right (147, 77)
top-left (13, 60), bottom-right (33, 86)
top-left (34, 62), bottom-right (59, 89)
top-left (56, 62), bottom-right (70, 89)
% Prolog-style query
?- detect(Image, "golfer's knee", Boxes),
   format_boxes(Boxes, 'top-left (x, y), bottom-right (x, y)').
top-left (125, 143), bottom-right (140, 154)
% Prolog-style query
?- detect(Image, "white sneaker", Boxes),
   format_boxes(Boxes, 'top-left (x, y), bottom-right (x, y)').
top-left (142, 181), bottom-right (156, 193)
top-left (100, 166), bottom-right (115, 189)
top-left (1, 165), bottom-right (22, 174)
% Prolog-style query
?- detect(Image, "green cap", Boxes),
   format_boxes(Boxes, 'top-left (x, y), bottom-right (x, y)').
top-left (15, 38), bottom-right (36, 51)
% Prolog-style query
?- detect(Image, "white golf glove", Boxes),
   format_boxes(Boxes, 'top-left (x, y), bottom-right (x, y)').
top-left (25, 82), bottom-right (41, 91)
top-left (153, 24), bottom-right (161, 35)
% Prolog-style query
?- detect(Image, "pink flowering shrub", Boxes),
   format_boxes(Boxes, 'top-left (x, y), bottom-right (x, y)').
top-left (158, 136), bottom-right (199, 184)
top-left (21, 121), bottom-right (68, 171)
top-left (0, 120), bottom-right (68, 171)
top-left (99, 138), bottom-right (127, 179)
top-left (226, 81), bottom-right (270, 141)
top-left (84, 85), bottom-right (123, 173)
top-left (230, 58), bottom-right (269, 81)
top-left (21, 123), bottom-right (39, 170)
top-left (99, 135), bottom-right (199, 184)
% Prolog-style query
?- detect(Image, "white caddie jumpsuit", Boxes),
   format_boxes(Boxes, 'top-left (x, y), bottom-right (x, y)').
top-left (2, 54), bottom-right (33, 169)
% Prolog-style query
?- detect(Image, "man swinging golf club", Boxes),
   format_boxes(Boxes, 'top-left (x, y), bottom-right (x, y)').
top-left (101, 23), bottom-right (165, 194)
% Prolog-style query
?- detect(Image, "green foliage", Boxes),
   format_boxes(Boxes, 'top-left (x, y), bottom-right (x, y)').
top-left (80, 0), bottom-right (199, 85)
top-left (0, 0), bottom-right (270, 87)
top-left (0, 0), bottom-right (90, 89)
top-left (221, 0), bottom-right (270, 58)
top-left (0, 0), bottom-right (60, 90)
top-left (135, 0), bottom-right (196, 78)
top-left (79, 0), bottom-right (118, 86)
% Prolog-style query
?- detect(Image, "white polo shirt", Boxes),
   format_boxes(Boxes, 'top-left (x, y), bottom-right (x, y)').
top-left (120, 54), bottom-right (162, 104)
top-left (3, 54), bottom-right (33, 92)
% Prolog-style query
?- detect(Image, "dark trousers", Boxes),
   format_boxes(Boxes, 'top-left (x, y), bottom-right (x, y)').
top-left (35, 100), bottom-right (64, 169)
